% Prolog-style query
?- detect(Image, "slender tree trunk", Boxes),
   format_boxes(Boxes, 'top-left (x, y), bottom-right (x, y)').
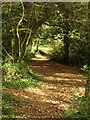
top-left (63, 12), bottom-right (70, 64)
top-left (63, 35), bottom-right (70, 64)
top-left (16, 1), bottom-right (24, 63)
top-left (21, 29), bottom-right (32, 61)
top-left (36, 41), bottom-right (39, 52)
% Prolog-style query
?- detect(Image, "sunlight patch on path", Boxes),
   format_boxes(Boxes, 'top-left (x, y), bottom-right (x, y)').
top-left (42, 99), bottom-right (60, 104)
top-left (28, 59), bottom-right (86, 117)
top-left (54, 73), bottom-right (84, 78)
top-left (32, 54), bottom-right (49, 61)
top-left (24, 87), bottom-right (46, 96)
top-left (3, 57), bottom-right (86, 118)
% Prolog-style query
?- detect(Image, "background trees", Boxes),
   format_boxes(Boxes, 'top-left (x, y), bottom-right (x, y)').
top-left (2, 2), bottom-right (89, 65)
top-left (2, 2), bottom-right (90, 119)
top-left (2, 2), bottom-right (90, 96)
top-left (2, 2), bottom-right (52, 63)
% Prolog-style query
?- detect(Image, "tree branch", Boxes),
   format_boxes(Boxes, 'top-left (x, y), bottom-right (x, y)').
top-left (16, 1), bottom-right (24, 62)
top-left (2, 45), bottom-right (14, 62)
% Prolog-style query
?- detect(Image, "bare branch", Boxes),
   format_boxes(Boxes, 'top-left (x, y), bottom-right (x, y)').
top-left (21, 29), bottom-right (32, 61)
top-left (16, 1), bottom-right (24, 62)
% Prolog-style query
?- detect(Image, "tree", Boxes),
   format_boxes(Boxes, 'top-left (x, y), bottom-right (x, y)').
top-left (2, 2), bottom-right (89, 65)
top-left (39, 3), bottom-right (89, 65)
top-left (2, 2), bottom-right (53, 63)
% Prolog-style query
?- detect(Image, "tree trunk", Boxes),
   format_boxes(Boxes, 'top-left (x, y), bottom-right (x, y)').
top-left (63, 35), bottom-right (70, 64)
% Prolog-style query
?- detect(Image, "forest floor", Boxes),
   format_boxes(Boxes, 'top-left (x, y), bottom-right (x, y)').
top-left (3, 55), bottom-right (86, 118)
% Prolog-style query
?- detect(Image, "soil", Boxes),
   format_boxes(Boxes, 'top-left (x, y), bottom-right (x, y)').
top-left (3, 55), bottom-right (86, 118)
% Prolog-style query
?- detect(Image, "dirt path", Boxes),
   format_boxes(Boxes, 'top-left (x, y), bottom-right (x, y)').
top-left (3, 55), bottom-right (86, 118)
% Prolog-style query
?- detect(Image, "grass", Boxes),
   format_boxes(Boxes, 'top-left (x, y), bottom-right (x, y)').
top-left (2, 62), bottom-right (44, 118)
top-left (3, 78), bottom-right (43, 89)
top-left (2, 93), bottom-right (16, 118)
top-left (2, 45), bottom-right (51, 118)
top-left (3, 62), bottom-right (43, 89)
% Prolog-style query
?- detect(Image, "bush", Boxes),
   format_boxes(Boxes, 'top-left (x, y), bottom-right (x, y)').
top-left (23, 51), bottom-right (35, 64)
top-left (69, 39), bottom-right (90, 66)
top-left (2, 93), bottom-right (16, 118)
top-left (49, 44), bottom-right (65, 63)
top-left (2, 57), bottom-right (43, 118)
top-left (2, 62), bottom-right (43, 89)
top-left (64, 95), bottom-right (90, 120)
top-left (64, 65), bottom-right (90, 120)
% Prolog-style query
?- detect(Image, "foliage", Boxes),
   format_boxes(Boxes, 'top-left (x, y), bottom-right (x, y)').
top-left (64, 95), bottom-right (90, 120)
top-left (38, 44), bottom-right (52, 54)
top-left (81, 65), bottom-right (90, 72)
top-left (23, 50), bottom-right (35, 64)
top-left (3, 61), bottom-right (43, 89)
top-left (37, 3), bottom-right (89, 65)
top-left (2, 2), bottom-right (53, 63)
top-left (2, 2), bottom-right (90, 119)
top-left (69, 35), bottom-right (89, 65)
top-left (2, 2), bottom-right (89, 65)
top-left (65, 65), bottom-right (90, 120)
top-left (2, 93), bottom-right (16, 118)
top-left (49, 43), bottom-right (65, 63)
top-left (81, 65), bottom-right (90, 96)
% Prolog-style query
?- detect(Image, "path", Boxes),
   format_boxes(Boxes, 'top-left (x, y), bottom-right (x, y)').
top-left (3, 55), bottom-right (86, 118)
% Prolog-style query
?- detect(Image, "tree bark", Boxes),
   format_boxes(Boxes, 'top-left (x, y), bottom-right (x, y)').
top-left (63, 35), bottom-right (70, 64)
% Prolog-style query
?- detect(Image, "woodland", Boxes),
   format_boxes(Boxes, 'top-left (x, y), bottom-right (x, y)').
top-left (1, 2), bottom-right (90, 119)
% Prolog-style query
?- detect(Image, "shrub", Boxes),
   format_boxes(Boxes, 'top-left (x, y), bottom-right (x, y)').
top-left (49, 44), bottom-right (65, 63)
top-left (69, 39), bottom-right (89, 66)
top-left (64, 95), bottom-right (89, 120)
top-left (2, 62), bottom-right (43, 89)
top-left (2, 93), bottom-right (16, 118)
top-left (23, 51), bottom-right (35, 64)
top-left (64, 65), bottom-right (90, 120)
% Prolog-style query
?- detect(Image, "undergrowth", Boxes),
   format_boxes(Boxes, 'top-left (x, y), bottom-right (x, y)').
top-left (49, 44), bottom-right (65, 63)
top-left (2, 62), bottom-right (43, 89)
top-left (64, 65), bottom-right (90, 120)
top-left (2, 93), bottom-right (16, 118)
top-left (2, 61), bottom-right (43, 118)
top-left (64, 95), bottom-right (90, 120)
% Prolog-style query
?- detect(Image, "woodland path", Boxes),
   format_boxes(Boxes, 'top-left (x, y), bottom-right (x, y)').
top-left (3, 55), bottom-right (86, 118)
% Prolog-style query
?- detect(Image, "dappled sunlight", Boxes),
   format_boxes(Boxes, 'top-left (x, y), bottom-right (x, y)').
top-left (40, 75), bottom-right (85, 88)
top-left (41, 99), bottom-right (60, 104)
top-left (32, 54), bottom-right (49, 61)
top-left (2, 2), bottom-right (89, 119)
top-left (74, 87), bottom-right (85, 96)
top-left (28, 58), bottom-right (86, 117)
top-left (3, 57), bottom-right (86, 118)
top-left (54, 72), bottom-right (83, 79)
top-left (24, 87), bottom-right (46, 96)
top-left (30, 65), bottom-right (48, 69)
top-left (39, 83), bottom-right (85, 103)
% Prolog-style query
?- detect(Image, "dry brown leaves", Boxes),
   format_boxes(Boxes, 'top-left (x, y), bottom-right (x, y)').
top-left (3, 55), bottom-right (86, 118)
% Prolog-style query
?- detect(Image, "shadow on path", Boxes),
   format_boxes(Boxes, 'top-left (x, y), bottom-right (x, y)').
top-left (3, 55), bottom-right (86, 118)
